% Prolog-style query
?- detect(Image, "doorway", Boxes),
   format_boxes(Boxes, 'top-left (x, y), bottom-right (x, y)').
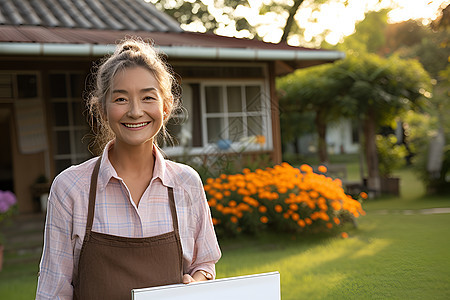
top-left (0, 107), bottom-right (13, 192)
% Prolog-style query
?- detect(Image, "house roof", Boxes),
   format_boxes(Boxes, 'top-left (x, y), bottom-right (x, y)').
top-left (0, 0), bottom-right (182, 32)
top-left (0, 0), bottom-right (345, 74)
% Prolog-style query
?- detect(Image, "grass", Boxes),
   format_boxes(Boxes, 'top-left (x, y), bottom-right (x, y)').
top-left (215, 166), bottom-right (450, 299)
top-left (1, 164), bottom-right (449, 299)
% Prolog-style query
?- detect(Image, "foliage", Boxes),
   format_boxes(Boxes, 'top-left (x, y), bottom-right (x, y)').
top-left (375, 134), bottom-right (407, 178)
top-left (204, 163), bottom-right (365, 237)
top-left (334, 9), bottom-right (389, 53)
top-left (151, 0), bottom-right (339, 44)
top-left (277, 51), bottom-right (431, 186)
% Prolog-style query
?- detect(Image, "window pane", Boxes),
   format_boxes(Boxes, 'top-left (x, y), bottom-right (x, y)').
top-left (70, 74), bottom-right (84, 97)
top-left (228, 117), bottom-right (244, 142)
top-left (49, 74), bottom-right (67, 98)
top-left (0, 74), bottom-right (13, 98)
top-left (52, 102), bottom-right (69, 126)
top-left (17, 75), bottom-right (38, 98)
top-left (74, 129), bottom-right (90, 155)
top-left (55, 159), bottom-right (71, 174)
top-left (227, 86), bottom-right (242, 112)
top-left (206, 117), bottom-right (224, 143)
top-left (55, 131), bottom-right (71, 155)
top-left (72, 101), bottom-right (86, 126)
top-left (246, 85), bottom-right (262, 112)
top-left (205, 86), bottom-right (224, 113)
top-left (247, 116), bottom-right (264, 136)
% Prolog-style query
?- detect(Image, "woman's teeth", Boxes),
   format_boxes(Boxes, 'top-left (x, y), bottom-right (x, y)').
top-left (123, 122), bottom-right (148, 128)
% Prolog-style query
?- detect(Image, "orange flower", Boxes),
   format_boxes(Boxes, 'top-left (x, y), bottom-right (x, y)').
top-left (300, 164), bottom-right (313, 173)
top-left (230, 216), bottom-right (238, 223)
top-left (297, 220), bottom-right (306, 227)
top-left (274, 204), bottom-right (283, 213)
top-left (258, 206), bottom-right (267, 213)
top-left (215, 193), bottom-right (223, 200)
top-left (208, 199), bottom-right (217, 207)
top-left (326, 223), bottom-right (333, 229)
top-left (341, 232), bottom-right (349, 239)
top-left (318, 165), bottom-right (327, 173)
top-left (360, 192), bottom-right (368, 199)
top-left (224, 190), bottom-right (231, 196)
top-left (260, 216), bottom-right (268, 223)
top-left (333, 217), bottom-right (341, 225)
top-left (289, 203), bottom-right (299, 211)
top-left (229, 200), bottom-right (237, 207)
top-left (305, 218), bottom-right (312, 225)
top-left (291, 213), bottom-right (300, 221)
top-left (212, 218), bottom-right (220, 225)
top-left (283, 213), bottom-right (289, 219)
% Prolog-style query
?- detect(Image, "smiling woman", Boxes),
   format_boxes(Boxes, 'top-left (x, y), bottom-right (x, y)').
top-left (35, 38), bottom-right (221, 300)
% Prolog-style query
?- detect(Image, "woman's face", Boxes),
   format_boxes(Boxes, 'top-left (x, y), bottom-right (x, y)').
top-left (105, 66), bottom-right (164, 148)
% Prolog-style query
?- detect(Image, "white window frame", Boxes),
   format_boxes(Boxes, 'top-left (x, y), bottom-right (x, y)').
top-left (201, 80), bottom-right (272, 150)
top-left (163, 79), bottom-right (273, 156)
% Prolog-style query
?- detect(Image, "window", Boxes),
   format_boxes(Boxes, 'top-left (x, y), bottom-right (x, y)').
top-left (49, 73), bottom-right (91, 173)
top-left (164, 81), bottom-right (272, 155)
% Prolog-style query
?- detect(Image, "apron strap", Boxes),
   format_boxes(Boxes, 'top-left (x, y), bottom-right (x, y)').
top-left (167, 187), bottom-right (183, 279)
top-left (167, 187), bottom-right (179, 233)
top-left (85, 157), bottom-right (102, 242)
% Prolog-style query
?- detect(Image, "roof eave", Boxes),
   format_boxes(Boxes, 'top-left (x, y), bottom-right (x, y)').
top-left (0, 42), bottom-right (345, 62)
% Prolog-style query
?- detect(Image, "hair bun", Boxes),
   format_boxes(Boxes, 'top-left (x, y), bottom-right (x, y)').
top-left (119, 44), bottom-right (140, 54)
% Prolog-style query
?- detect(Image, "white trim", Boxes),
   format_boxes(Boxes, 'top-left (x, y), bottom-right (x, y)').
top-left (0, 42), bottom-right (345, 61)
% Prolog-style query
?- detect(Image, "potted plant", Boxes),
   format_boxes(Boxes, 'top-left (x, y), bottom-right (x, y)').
top-left (0, 190), bottom-right (17, 271)
top-left (376, 134), bottom-right (407, 196)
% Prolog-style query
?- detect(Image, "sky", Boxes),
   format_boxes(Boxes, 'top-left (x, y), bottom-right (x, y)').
top-left (174, 0), bottom-right (450, 46)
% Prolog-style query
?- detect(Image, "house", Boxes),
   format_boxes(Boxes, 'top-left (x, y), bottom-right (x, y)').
top-left (0, 0), bottom-right (344, 214)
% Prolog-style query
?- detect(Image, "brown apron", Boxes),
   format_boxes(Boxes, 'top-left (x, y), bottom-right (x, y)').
top-left (73, 157), bottom-right (183, 300)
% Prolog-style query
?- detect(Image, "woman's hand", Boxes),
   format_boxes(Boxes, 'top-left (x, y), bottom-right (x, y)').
top-left (183, 270), bottom-right (212, 284)
top-left (182, 274), bottom-right (196, 284)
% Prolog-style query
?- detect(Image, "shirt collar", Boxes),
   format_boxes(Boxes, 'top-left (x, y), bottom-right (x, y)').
top-left (96, 140), bottom-right (174, 192)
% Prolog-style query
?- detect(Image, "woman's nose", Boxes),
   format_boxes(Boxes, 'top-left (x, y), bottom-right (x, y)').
top-left (127, 100), bottom-right (144, 118)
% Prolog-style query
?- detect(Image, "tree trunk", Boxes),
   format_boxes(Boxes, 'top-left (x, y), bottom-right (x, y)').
top-left (293, 138), bottom-right (301, 154)
top-left (363, 109), bottom-right (381, 196)
top-left (315, 111), bottom-right (329, 164)
top-left (280, 0), bottom-right (304, 43)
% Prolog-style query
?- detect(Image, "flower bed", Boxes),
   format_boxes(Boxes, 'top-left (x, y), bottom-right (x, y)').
top-left (204, 163), bottom-right (366, 237)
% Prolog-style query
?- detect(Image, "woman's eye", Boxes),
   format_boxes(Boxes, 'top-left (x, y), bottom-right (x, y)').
top-left (114, 97), bottom-right (127, 103)
top-left (143, 96), bottom-right (156, 101)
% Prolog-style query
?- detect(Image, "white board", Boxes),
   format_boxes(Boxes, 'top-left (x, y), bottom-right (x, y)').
top-left (132, 271), bottom-right (280, 300)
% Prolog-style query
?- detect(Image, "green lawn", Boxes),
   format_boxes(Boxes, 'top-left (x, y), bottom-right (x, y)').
top-left (216, 167), bottom-right (450, 299)
top-left (1, 166), bottom-right (449, 299)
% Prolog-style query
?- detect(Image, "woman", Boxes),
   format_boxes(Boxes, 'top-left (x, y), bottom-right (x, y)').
top-left (36, 38), bottom-right (221, 300)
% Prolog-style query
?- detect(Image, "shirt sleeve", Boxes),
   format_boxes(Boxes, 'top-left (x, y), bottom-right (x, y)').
top-left (187, 173), bottom-right (222, 279)
top-left (36, 180), bottom-right (75, 299)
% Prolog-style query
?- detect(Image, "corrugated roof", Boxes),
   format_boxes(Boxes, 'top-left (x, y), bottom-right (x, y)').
top-left (0, 25), bottom-right (317, 51)
top-left (0, 0), bottom-right (182, 32)
top-left (0, 0), bottom-right (345, 72)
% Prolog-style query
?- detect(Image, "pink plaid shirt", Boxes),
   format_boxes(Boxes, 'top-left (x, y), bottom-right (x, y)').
top-left (36, 141), bottom-right (221, 299)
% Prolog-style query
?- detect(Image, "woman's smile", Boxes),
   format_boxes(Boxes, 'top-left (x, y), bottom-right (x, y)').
top-left (122, 122), bottom-right (150, 129)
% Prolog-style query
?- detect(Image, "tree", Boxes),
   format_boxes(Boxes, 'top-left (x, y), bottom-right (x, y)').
top-left (149, 0), bottom-right (343, 44)
top-left (335, 53), bottom-right (431, 194)
top-left (277, 52), bottom-right (431, 194)
top-left (277, 63), bottom-right (353, 163)
top-left (332, 9), bottom-right (390, 53)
